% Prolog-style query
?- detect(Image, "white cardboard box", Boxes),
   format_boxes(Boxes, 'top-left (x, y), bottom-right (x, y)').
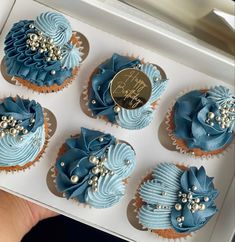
top-left (0, 1), bottom-right (234, 242)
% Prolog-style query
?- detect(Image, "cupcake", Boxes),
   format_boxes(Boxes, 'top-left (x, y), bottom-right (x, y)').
top-left (54, 127), bottom-right (136, 208)
top-left (3, 12), bottom-right (86, 93)
top-left (134, 163), bottom-right (219, 239)
top-left (81, 53), bottom-right (168, 129)
top-left (166, 86), bottom-right (234, 157)
top-left (0, 96), bottom-right (50, 171)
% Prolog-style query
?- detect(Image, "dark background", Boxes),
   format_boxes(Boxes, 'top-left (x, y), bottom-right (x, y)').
top-left (22, 215), bottom-right (128, 242)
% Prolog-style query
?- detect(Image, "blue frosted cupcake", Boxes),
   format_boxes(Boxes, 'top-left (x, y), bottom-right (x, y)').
top-left (166, 86), bottom-right (234, 157)
top-left (54, 127), bottom-right (136, 208)
top-left (82, 53), bottom-right (168, 130)
top-left (134, 163), bottom-right (219, 239)
top-left (4, 12), bottom-right (85, 93)
top-left (0, 96), bottom-right (49, 171)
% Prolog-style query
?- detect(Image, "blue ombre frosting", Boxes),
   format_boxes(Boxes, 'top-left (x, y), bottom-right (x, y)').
top-left (34, 12), bottom-right (72, 47)
top-left (4, 12), bottom-right (82, 87)
top-left (138, 163), bottom-right (218, 233)
top-left (88, 54), bottom-right (168, 129)
top-left (0, 96), bottom-right (45, 167)
top-left (55, 128), bottom-right (136, 208)
top-left (173, 87), bottom-right (234, 152)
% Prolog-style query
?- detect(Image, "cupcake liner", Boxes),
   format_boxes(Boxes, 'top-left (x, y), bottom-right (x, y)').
top-left (80, 54), bottom-right (167, 127)
top-left (1, 31), bottom-right (89, 93)
top-left (165, 86), bottom-right (235, 159)
top-left (129, 164), bottom-right (192, 240)
top-left (0, 97), bottom-right (57, 172)
top-left (49, 129), bottom-right (135, 207)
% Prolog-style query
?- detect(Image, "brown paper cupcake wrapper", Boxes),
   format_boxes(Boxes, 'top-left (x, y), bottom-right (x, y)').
top-left (80, 54), bottom-right (167, 127)
top-left (48, 129), bottom-right (134, 207)
top-left (1, 31), bottom-right (89, 93)
top-left (0, 97), bottom-right (57, 172)
top-left (165, 86), bottom-right (235, 159)
top-left (128, 164), bottom-right (193, 240)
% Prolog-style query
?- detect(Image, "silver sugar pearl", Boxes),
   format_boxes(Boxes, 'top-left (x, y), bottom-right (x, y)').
top-left (93, 187), bottom-right (98, 192)
top-left (91, 100), bottom-right (96, 104)
top-left (88, 179), bottom-right (93, 185)
top-left (207, 112), bottom-right (215, 119)
top-left (195, 197), bottom-right (200, 203)
top-left (156, 204), bottom-right (161, 209)
top-left (29, 24), bottom-right (34, 29)
top-left (89, 156), bottom-right (99, 164)
top-left (215, 116), bottom-right (221, 121)
top-left (8, 116), bottom-right (14, 121)
top-left (60, 162), bottom-right (65, 167)
top-left (210, 122), bottom-right (214, 127)
top-left (10, 128), bottom-right (17, 136)
top-left (0, 131), bottom-right (5, 138)
top-left (70, 175), bottom-right (79, 184)
top-left (51, 70), bottom-right (56, 75)
top-left (46, 57), bottom-right (51, 62)
top-left (92, 176), bottom-right (98, 182)
top-left (192, 185), bottom-right (197, 191)
top-left (199, 204), bottom-right (206, 211)
top-left (175, 203), bottom-right (182, 211)
top-left (125, 159), bottom-right (131, 165)
top-left (182, 197), bottom-right (187, 203)
top-left (109, 171), bottom-right (114, 176)
top-left (204, 196), bottom-right (209, 202)
top-left (99, 137), bottom-right (104, 142)
top-left (161, 191), bottom-right (167, 196)
top-left (101, 157), bottom-right (107, 163)
top-left (114, 106), bottom-right (121, 113)
top-left (22, 129), bottom-right (28, 135)
top-left (1, 116), bottom-right (7, 121)
top-left (177, 217), bottom-right (182, 222)
top-left (92, 166), bottom-right (100, 175)
top-left (0, 121), bottom-right (8, 129)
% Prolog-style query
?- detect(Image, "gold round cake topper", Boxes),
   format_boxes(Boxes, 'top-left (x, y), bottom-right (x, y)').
top-left (110, 68), bottom-right (152, 110)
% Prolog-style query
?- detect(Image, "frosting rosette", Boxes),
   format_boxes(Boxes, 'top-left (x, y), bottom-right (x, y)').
top-left (34, 12), bottom-right (72, 47)
top-left (87, 54), bottom-right (168, 129)
top-left (55, 127), bottom-right (136, 208)
top-left (0, 96), bottom-right (46, 169)
top-left (173, 87), bottom-right (234, 152)
top-left (136, 163), bottom-right (219, 238)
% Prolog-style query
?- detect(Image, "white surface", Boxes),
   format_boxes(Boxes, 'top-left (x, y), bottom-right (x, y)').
top-left (213, 9), bottom-right (235, 30)
top-left (37, 0), bottom-right (235, 84)
top-left (0, 0), bottom-right (15, 33)
top-left (0, 0), bottom-right (234, 242)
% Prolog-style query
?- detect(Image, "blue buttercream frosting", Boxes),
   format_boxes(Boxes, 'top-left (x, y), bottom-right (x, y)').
top-left (34, 12), bottom-right (72, 47)
top-left (138, 163), bottom-right (219, 234)
top-left (85, 174), bottom-right (126, 208)
top-left (0, 96), bottom-right (44, 132)
top-left (0, 96), bottom-right (45, 167)
top-left (171, 166), bottom-right (218, 233)
top-left (88, 55), bottom-right (168, 129)
top-left (61, 43), bottom-right (82, 69)
top-left (88, 53), bottom-right (140, 123)
top-left (173, 89), bottom-right (234, 151)
top-left (0, 125), bottom-right (45, 167)
top-left (4, 20), bottom-right (73, 87)
top-left (55, 128), bottom-right (136, 207)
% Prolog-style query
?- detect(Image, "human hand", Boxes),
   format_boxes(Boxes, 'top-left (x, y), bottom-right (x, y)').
top-left (0, 189), bottom-right (57, 242)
